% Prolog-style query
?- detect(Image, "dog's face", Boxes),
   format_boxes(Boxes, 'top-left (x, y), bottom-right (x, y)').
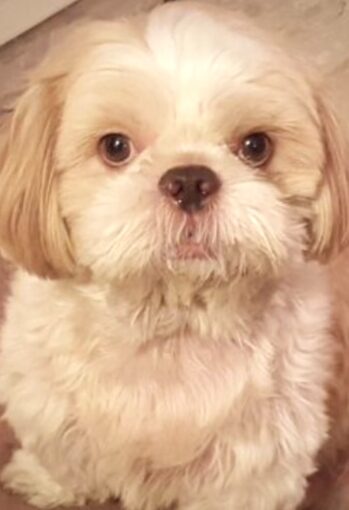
top-left (0, 2), bottom-right (348, 284)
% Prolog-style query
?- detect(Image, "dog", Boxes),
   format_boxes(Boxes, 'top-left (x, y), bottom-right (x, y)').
top-left (0, 2), bottom-right (349, 509)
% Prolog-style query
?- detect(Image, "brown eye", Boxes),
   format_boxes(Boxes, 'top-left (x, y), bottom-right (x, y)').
top-left (99, 133), bottom-right (134, 166)
top-left (238, 132), bottom-right (272, 167)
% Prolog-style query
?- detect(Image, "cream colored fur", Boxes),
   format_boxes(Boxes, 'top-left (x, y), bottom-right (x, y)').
top-left (0, 2), bottom-right (348, 509)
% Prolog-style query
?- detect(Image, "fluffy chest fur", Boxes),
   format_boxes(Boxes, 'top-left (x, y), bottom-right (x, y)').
top-left (0, 263), bottom-right (333, 508)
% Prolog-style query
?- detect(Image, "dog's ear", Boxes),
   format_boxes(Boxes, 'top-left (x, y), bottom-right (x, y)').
top-left (308, 91), bottom-right (349, 262)
top-left (0, 76), bottom-right (75, 278)
top-left (0, 22), bottom-right (137, 279)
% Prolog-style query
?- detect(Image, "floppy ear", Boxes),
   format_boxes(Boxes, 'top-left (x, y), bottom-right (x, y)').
top-left (0, 78), bottom-right (75, 278)
top-left (309, 91), bottom-right (349, 262)
top-left (0, 21), bottom-right (137, 279)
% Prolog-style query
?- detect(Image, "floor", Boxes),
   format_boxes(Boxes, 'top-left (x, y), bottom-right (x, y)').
top-left (0, 0), bottom-right (349, 508)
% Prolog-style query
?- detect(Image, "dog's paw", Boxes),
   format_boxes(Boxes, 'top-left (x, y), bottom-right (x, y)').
top-left (1, 449), bottom-right (84, 508)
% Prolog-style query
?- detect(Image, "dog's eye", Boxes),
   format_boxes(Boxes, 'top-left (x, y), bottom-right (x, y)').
top-left (98, 133), bottom-right (134, 167)
top-left (238, 133), bottom-right (272, 167)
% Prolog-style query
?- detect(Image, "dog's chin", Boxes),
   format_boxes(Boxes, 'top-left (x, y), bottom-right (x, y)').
top-left (159, 241), bottom-right (258, 285)
top-left (163, 243), bottom-right (223, 282)
top-left (167, 241), bottom-right (214, 262)
top-left (159, 240), bottom-right (287, 287)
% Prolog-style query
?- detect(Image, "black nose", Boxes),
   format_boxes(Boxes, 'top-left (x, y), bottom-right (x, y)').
top-left (159, 165), bottom-right (221, 213)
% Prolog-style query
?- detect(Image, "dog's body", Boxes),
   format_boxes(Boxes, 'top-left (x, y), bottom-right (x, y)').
top-left (0, 262), bottom-right (333, 509)
top-left (0, 2), bottom-right (349, 509)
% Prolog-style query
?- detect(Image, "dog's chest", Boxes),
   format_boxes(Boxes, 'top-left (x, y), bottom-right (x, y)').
top-left (60, 279), bottom-right (331, 490)
top-left (75, 331), bottom-right (267, 462)
top-left (0, 270), bottom-right (333, 503)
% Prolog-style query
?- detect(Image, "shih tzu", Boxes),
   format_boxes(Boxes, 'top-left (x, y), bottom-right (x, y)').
top-left (0, 2), bottom-right (349, 509)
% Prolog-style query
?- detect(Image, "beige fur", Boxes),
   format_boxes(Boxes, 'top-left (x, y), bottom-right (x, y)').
top-left (0, 2), bottom-right (348, 509)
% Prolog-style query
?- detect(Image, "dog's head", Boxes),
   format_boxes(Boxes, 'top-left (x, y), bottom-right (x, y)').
top-left (0, 1), bottom-right (348, 284)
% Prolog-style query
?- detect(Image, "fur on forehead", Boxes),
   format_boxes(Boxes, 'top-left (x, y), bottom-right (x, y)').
top-left (58, 2), bottom-right (321, 160)
top-left (66, 1), bottom-right (315, 97)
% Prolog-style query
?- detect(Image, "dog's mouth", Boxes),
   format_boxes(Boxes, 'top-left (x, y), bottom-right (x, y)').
top-left (172, 241), bottom-right (213, 260)
top-left (167, 220), bottom-right (215, 261)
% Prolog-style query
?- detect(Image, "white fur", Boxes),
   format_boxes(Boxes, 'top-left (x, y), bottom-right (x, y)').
top-left (0, 263), bottom-right (333, 509)
top-left (0, 2), bottom-right (341, 509)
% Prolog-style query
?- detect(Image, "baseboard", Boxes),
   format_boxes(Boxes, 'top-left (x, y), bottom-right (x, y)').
top-left (0, 0), bottom-right (78, 46)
